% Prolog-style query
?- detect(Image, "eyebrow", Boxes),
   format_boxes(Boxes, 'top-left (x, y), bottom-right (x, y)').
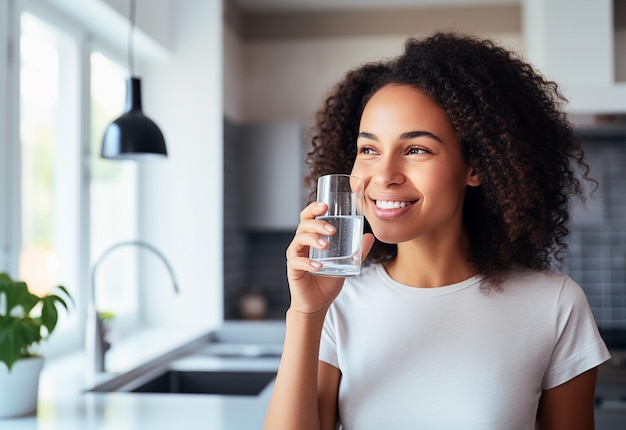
top-left (357, 130), bottom-right (443, 143)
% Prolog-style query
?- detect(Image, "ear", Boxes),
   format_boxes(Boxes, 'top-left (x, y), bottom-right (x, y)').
top-left (466, 166), bottom-right (482, 187)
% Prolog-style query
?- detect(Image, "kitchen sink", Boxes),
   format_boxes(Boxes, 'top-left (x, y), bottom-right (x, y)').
top-left (131, 369), bottom-right (276, 396)
top-left (89, 365), bottom-right (277, 396)
top-left (197, 343), bottom-right (282, 358)
top-left (87, 329), bottom-right (283, 397)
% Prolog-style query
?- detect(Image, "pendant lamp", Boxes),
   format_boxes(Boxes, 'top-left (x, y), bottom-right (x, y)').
top-left (101, 0), bottom-right (167, 160)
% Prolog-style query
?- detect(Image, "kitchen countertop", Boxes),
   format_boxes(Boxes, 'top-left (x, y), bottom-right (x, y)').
top-left (2, 322), bottom-right (624, 429)
top-left (0, 322), bottom-right (285, 430)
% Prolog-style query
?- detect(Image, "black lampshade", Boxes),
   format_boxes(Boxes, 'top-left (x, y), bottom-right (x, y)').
top-left (101, 77), bottom-right (167, 160)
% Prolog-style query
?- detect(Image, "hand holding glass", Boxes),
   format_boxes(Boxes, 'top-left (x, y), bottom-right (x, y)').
top-left (310, 174), bottom-right (364, 277)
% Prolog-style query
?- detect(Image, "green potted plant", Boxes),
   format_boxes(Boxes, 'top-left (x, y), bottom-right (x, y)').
top-left (0, 272), bottom-right (72, 418)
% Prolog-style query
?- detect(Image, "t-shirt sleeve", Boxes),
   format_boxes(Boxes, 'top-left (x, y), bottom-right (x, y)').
top-left (319, 305), bottom-right (340, 368)
top-left (541, 277), bottom-right (611, 389)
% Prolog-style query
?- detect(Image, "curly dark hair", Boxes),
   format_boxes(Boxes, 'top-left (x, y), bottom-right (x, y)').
top-left (305, 31), bottom-right (592, 282)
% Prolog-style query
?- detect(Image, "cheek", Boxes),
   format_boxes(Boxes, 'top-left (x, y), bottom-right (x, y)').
top-left (419, 166), bottom-right (467, 200)
top-left (350, 164), bottom-right (365, 182)
top-left (350, 165), bottom-right (372, 199)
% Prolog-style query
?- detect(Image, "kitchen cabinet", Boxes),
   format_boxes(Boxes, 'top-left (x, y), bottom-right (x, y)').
top-left (237, 121), bottom-right (307, 230)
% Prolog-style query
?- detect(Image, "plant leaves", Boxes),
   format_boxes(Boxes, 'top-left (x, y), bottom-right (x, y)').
top-left (0, 273), bottom-right (73, 371)
top-left (45, 294), bottom-right (69, 311)
top-left (56, 286), bottom-right (73, 305)
top-left (19, 318), bottom-right (42, 350)
top-left (1, 281), bottom-right (39, 316)
top-left (41, 297), bottom-right (59, 334)
top-left (0, 327), bottom-right (21, 370)
top-left (0, 318), bottom-right (40, 370)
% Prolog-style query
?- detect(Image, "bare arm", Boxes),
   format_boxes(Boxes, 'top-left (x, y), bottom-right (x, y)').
top-left (263, 309), bottom-right (329, 430)
top-left (536, 367), bottom-right (598, 430)
top-left (263, 202), bottom-right (373, 430)
top-left (318, 361), bottom-right (341, 429)
top-left (264, 310), bottom-right (342, 430)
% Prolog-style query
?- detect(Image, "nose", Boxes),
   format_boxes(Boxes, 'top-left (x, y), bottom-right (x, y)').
top-left (371, 154), bottom-right (406, 187)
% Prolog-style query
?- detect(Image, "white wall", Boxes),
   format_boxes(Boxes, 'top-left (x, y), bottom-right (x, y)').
top-left (41, 0), bottom-right (171, 62)
top-left (140, 0), bottom-right (223, 329)
top-left (231, 31), bottom-right (522, 122)
top-left (101, 0), bottom-right (173, 52)
top-left (240, 36), bottom-right (406, 122)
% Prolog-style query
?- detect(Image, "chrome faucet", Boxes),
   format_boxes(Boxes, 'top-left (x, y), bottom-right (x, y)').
top-left (86, 240), bottom-right (179, 377)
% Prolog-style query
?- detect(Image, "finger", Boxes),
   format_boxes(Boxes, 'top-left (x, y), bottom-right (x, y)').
top-left (296, 218), bottom-right (336, 238)
top-left (287, 231), bottom-right (329, 259)
top-left (287, 256), bottom-right (322, 279)
top-left (289, 254), bottom-right (323, 271)
top-left (300, 201), bottom-right (328, 221)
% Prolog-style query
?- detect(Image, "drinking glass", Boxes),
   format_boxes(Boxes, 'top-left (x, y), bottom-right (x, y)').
top-left (310, 174), bottom-right (364, 277)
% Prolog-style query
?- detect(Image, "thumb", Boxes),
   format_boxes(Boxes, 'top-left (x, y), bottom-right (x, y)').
top-left (361, 233), bottom-right (376, 262)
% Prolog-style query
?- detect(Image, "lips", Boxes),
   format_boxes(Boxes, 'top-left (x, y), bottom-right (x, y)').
top-left (370, 198), bottom-right (418, 220)
top-left (375, 200), bottom-right (416, 209)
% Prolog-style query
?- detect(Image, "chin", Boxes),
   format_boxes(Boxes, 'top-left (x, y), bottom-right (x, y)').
top-left (370, 229), bottom-right (408, 245)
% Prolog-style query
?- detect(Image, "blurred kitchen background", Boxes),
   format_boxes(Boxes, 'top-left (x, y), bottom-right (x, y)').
top-left (1, 1), bottom-right (624, 427)
top-left (222, 0), bottom-right (626, 340)
top-left (0, 0), bottom-right (624, 352)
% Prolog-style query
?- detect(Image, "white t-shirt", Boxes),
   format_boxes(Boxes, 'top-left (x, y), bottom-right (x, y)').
top-left (319, 264), bottom-right (610, 430)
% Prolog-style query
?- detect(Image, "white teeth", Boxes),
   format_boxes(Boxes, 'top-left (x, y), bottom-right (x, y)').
top-left (376, 200), bottom-right (412, 209)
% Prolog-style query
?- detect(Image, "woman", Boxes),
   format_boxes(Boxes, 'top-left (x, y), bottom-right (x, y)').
top-left (264, 32), bottom-right (609, 430)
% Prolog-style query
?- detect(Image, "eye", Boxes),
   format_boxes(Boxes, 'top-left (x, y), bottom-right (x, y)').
top-left (407, 146), bottom-right (430, 155)
top-left (358, 146), bottom-right (377, 155)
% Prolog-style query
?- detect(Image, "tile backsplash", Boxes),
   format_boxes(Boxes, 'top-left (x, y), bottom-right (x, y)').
top-left (225, 120), bottom-right (626, 329)
top-left (564, 133), bottom-right (626, 329)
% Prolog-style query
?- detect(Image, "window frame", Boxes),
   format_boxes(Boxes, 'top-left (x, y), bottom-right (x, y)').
top-left (1, 0), bottom-right (141, 358)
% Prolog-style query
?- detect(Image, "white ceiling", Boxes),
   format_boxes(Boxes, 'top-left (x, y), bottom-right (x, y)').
top-left (234, 0), bottom-right (519, 12)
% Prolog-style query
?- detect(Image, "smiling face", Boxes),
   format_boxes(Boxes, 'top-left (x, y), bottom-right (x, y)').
top-left (351, 84), bottom-right (480, 247)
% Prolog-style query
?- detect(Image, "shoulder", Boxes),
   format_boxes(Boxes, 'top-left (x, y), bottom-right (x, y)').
top-left (503, 269), bottom-right (601, 338)
top-left (504, 268), bottom-right (570, 286)
top-left (501, 269), bottom-right (582, 298)
top-left (489, 269), bottom-right (591, 317)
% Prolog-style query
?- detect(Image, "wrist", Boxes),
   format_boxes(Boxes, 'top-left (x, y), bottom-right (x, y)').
top-left (286, 306), bottom-right (329, 324)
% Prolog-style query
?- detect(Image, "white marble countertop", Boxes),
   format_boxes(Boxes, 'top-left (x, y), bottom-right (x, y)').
top-left (0, 322), bottom-right (285, 430)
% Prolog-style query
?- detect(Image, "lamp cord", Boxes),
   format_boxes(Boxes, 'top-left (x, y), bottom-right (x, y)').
top-left (128, 0), bottom-right (136, 77)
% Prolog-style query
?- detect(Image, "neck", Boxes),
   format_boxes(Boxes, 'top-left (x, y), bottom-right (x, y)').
top-left (384, 231), bottom-right (477, 288)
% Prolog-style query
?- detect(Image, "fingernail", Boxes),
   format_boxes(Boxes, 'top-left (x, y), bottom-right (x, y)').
top-left (316, 202), bottom-right (325, 207)
top-left (310, 261), bottom-right (322, 269)
top-left (324, 224), bottom-right (334, 233)
top-left (318, 238), bottom-right (327, 246)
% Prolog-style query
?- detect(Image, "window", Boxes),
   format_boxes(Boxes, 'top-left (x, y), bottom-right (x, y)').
top-left (10, 3), bottom-right (140, 355)
top-left (18, 12), bottom-right (80, 327)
